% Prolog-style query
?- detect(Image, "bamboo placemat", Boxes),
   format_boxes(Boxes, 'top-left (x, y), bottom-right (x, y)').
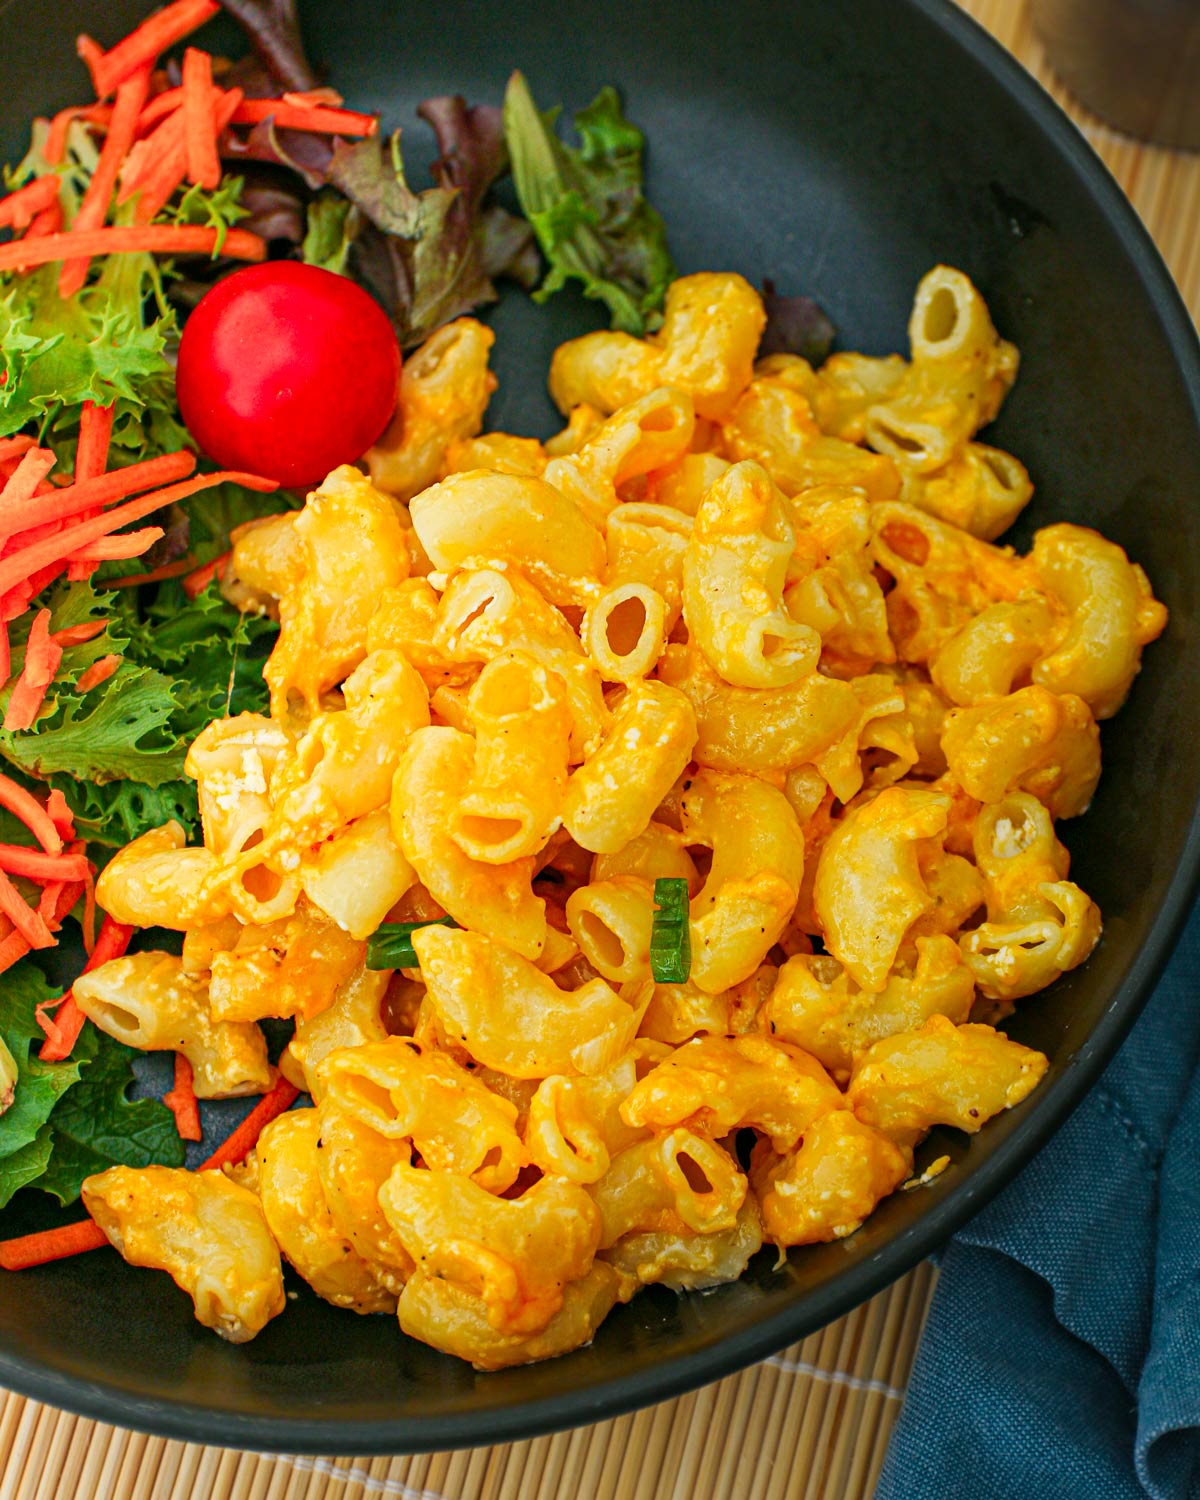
top-left (2, 4), bottom-right (1197, 1498)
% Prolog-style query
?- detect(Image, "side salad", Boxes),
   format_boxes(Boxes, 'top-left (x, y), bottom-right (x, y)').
top-left (0, 0), bottom-right (829, 1222)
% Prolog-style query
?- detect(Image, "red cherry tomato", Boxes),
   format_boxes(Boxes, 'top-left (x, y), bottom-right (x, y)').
top-left (176, 261), bottom-right (401, 489)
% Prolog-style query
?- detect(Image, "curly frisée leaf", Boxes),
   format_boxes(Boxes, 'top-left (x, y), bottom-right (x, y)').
top-left (503, 73), bottom-right (674, 335)
top-left (51, 775), bottom-right (200, 851)
top-left (0, 662), bottom-right (187, 786)
top-left (0, 268), bottom-right (174, 440)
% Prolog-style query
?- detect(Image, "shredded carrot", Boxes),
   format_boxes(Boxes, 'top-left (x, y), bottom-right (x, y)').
top-left (23, 201), bottom-right (64, 242)
top-left (50, 620), bottom-right (107, 647)
top-left (1, 516), bottom-right (62, 557)
top-left (201, 1078), bottom-right (300, 1169)
top-left (37, 915), bottom-right (134, 1063)
top-left (0, 437), bottom-right (35, 465)
top-left (45, 789), bottom-right (75, 844)
top-left (62, 875), bottom-right (89, 932)
top-left (59, 69), bottom-right (154, 297)
top-left (0, 450), bottom-right (58, 520)
top-left (0, 868), bottom-right (54, 949)
top-left (75, 401), bottom-right (115, 483)
top-left (37, 847), bottom-right (86, 911)
top-left (183, 550), bottom-right (230, 598)
top-left (0, 467), bottom-right (276, 601)
top-left (123, 108), bottom-right (187, 220)
top-left (110, 558), bottom-right (196, 589)
top-left (0, 776), bottom-right (62, 854)
top-left (66, 396), bottom-right (113, 577)
top-left (35, 878), bottom-right (68, 927)
top-left (133, 85), bottom-right (242, 223)
top-left (42, 110), bottom-right (77, 166)
top-left (4, 608), bottom-right (62, 733)
top-left (0, 177), bottom-right (62, 231)
top-left (164, 1054), bottom-right (203, 1142)
top-left (43, 103), bottom-right (113, 166)
top-left (37, 1000), bottom-right (85, 1059)
top-left (23, 562), bottom-right (66, 600)
top-left (0, 929), bottom-right (30, 977)
top-left (76, 653), bottom-right (121, 693)
top-left (68, 524), bottom-right (165, 564)
top-left (118, 122), bottom-right (176, 204)
top-left (283, 88), bottom-right (346, 108)
top-left (76, 908), bottom-right (130, 970)
top-left (2, 674), bottom-right (54, 734)
top-left (0, 588), bottom-right (33, 624)
top-left (0, 1219), bottom-right (108, 1271)
top-left (33, 879), bottom-right (87, 963)
top-left (20, 607), bottom-right (58, 677)
top-left (0, 223), bottom-right (266, 276)
top-left (78, 0), bottom-right (221, 100)
top-left (0, 621), bottom-right (8, 688)
top-left (137, 87), bottom-right (183, 135)
top-left (229, 98), bottom-right (379, 137)
top-left (0, 448), bottom-right (196, 537)
top-left (0, 846), bottom-right (90, 882)
top-left (182, 48), bottom-right (220, 189)
top-left (80, 864), bottom-right (96, 953)
top-left (75, 35), bottom-right (107, 90)
top-left (29, 846), bottom-right (94, 951)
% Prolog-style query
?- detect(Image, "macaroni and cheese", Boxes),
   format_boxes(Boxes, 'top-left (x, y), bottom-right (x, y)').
top-left (78, 267), bottom-right (1166, 1368)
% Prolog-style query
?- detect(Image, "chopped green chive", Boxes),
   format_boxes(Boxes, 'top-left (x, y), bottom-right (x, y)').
top-left (650, 877), bottom-right (691, 984)
top-left (366, 915), bottom-right (458, 971)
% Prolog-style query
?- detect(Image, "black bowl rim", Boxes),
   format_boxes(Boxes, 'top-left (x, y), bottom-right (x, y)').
top-left (3, 0), bottom-right (1200, 1456)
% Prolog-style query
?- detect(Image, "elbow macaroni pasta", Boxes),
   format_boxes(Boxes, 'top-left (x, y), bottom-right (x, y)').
top-left (79, 269), bottom-right (1164, 1368)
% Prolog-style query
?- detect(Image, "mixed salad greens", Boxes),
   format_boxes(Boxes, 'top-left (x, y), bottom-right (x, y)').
top-left (0, 0), bottom-right (830, 1222)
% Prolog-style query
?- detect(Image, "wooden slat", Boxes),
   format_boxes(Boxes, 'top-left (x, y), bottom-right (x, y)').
top-left (1, 3), bottom-right (1196, 1496)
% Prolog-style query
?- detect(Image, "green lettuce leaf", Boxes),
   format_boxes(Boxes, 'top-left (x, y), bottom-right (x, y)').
top-left (38, 1023), bottom-right (185, 1206)
top-left (503, 74), bottom-right (674, 335)
top-left (302, 190), bottom-right (354, 275)
top-left (0, 1128), bottom-right (55, 1210)
top-left (178, 480), bottom-right (296, 567)
top-left (0, 966), bottom-right (82, 1206)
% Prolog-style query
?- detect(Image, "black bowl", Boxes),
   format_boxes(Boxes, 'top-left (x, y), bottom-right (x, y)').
top-left (3, 0), bottom-right (1199, 1455)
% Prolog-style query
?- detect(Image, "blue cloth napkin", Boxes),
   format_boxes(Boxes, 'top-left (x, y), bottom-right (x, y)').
top-left (877, 898), bottom-right (1200, 1500)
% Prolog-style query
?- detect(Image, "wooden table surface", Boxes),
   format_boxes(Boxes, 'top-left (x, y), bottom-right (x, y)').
top-left (1, 3), bottom-right (1197, 1496)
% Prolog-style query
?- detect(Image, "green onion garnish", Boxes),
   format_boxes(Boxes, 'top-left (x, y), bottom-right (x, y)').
top-left (650, 877), bottom-right (691, 984)
top-left (366, 915), bottom-right (458, 970)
